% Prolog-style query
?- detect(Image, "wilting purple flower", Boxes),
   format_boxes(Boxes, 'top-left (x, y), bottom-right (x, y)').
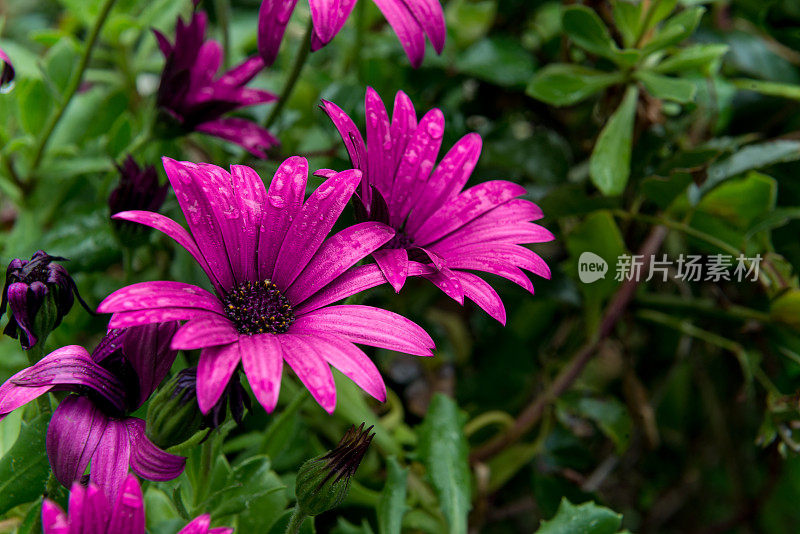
top-left (154, 11), bottom-right (278, 158)
top-left (99, 157), bottom-right (435, 414)
top-left (42, 474), bottom-right (232, 534)
top-left (2, 251), bottom-right (91, 349)
top-left (0, 47), bottom-right (14, 92)
top-left (258, 0), bottom-right (445, 68)
top-left (320, 88), bottom-right (554, 324)
top-left (0, 323), bottom-right (184, 499)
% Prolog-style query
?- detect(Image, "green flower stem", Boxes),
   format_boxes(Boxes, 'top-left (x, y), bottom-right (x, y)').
top-left (28, 0), bottom-right (118, 178)
top-left (45, 472), bottom-right (60, 498)
top-left (264, 18), bottom-right (313, 129)
top-left (213, 0), bottom-right (232, 70)
top-left (633, 0), bottom-right (664, 48)
top-left (285, 507), bottom-right (307, 534)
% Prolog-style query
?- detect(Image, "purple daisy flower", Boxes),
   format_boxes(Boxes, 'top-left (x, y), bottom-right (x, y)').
top-left (98, 157), bottom-right (435, 414)
top-left (154, 11), bottom-right (278, 158)
top-left (0, 323), bottom-right (185, 499)
top-left (42, 473), bottom-right (232, 534)
top-left (258, 0), bottom-right (445, 68)
top-left (320, 88), bottom-right (554, 324)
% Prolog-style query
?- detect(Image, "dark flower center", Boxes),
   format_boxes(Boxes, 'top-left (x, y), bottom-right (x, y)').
top-left (223, 280), bottom-right (295, 335)
top-left (384, 230), bottom-right (414, 250)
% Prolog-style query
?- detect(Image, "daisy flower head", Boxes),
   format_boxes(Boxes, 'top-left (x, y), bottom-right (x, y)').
top-left (99, 156), bottom-right (435, 415)
top-left (258, 0), bottom-right (445, 68)
top-left (0, 323), bottom-right (185, 499)
top-left (320, 87), bottom-right (555, 324)
top-left (154, 10), bottom-right (278, 157)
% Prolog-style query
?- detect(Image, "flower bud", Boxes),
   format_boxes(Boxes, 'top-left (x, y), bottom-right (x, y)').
top-left (295, 424), bottom-right (374, 517)
top-left (146, 368), bottom-right (250, 449)
top-left (1, 251), bottom-right (90, 350)
top-left (109, 156), bottom-right (168, 247)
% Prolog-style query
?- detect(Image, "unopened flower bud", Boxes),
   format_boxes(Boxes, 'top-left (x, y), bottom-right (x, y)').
top-left (146, 368), bottom-right (249, 449)
top-left (109, 156), bottom-right (168, 247)
top-left (1, 251), bottom-right (91, 350)
top-left (0, 47), bottom-right (14, 93)
top-left (295, 424), bottom-right (374, 517)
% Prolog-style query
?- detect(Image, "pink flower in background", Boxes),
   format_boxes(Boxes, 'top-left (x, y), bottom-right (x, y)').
top-left (155, 11), bottom-right (278, 157)
top-left (320, 88), bottom-right (554, 324)
top-left (0, 47), bottom-right (14, 92)
top-left (99, 157), bottom-right (434, 415)
top-left (0, 324), bottom-right (185, 499)
top-left (42, 474), bottom-right (232, 534)
top-left (258, 0), bottom-right (445, 68)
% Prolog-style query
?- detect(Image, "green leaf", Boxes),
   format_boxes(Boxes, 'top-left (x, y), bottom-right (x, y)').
top-left (641, 7), bottom-right (705, 55)
top-left (655, 44), bottom-right (729, 74)
top-left (417, 393), bottom-right (470, 534)
top-left (0, 409), bottom-right (22, 457)
top-left (732, 78), bottom-right (800, 101)
top-left (0, 414), bottom-right (51, 515)
top-left (526, 64), bottom-right (624, 106)
top-left (378, 457), bottom-right (408, 534)
top-left (18, 79), bottom-right (54, 136)
top-left (456, 36), bottom-right (536, 87)
top-left (564, 211), bottom-right (626, 331)
top-left (589, 85), bottom-right (639, 195)
top-left (535, 498), bottom-right (623, 534)
top-left (562, 6), bottom-right (639, 66)
top-left (691, 140), bottom-right (800, 201)
top-left (44, 38), bottom-right (79, 95)
top-left (561, 396), bottom-right (633, 454)
top-left (205, 456), bottom-right (285, 521)
top-left (635, 70), bottom-right (696, 103)
top-left (612, 0), bottom-right (642, 48)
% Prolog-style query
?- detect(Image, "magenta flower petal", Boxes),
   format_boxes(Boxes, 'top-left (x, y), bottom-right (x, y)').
top-left (319, 100), bottom-right (367, 193)
top-left (230, 164), bottom-right (268, 282)
top-left (414, 181), bottom-right (528, 246)
top-left (403, 0), bottom-right (446, 53)
top-left (41, 499), bottom-right (69, 534)
top-left (389, 108), bottom-right (445, 225)
top-left (257, 0), bottom-right (299, 66)
top-left (197, 342), bottom-right (241, 413)
top-left (272, 169), bottom-right (361, 289)
top-left (121, 322), bottom-right (180, 405)
top-left (280, 334), bottom-right (337, 413)
top-left (90, 418), bottom-right (132, 501)
top-left (452, 271), bottom-right (506, 325)
top-left (422, 267), bottom-right (464, 305)
top-left (372, 0), bottom-right (426, 67)
top-left (125, 419), bottom-right (186, 480)
top-left (287, 222), bottom-right (394, 305)
top-left (0, 368), bottom-right (51, 419)
top-left (47, 396), bottom-right (108, 490)
top-left (405, 133), bottom-right (482, 235)
top-left (172, 316), bottom-right (239, 350)
top-left (309, 0), bottom-right (356, 44)
top-left (111, 211), bottom-right (219, 291)
top-left (108, 308), bottom-right (218, 329)
top-left (389, 91), bottom-right (418, 163)
top-left (98, 281), bottom-right (224, 316)
top-left (9, 345), bottom-right (127, 413)
top-left (195, 118), bottom-right (279, 158)
top-left (258, 156), bottom-right (309, 280)
top-left (446, 256), bottom-right (534, 293)
top-left (239, 334), bottom-right (283, 412)
top-left (364, 87), bottom-right (393, 203)
top-left (106, 475), bottom-right (145, 534)
top-left (293, 305), bottom-right (434, 356)
top-left (217, 55), bottom-right (266, 87)
top-left (293, 264), bottom-right (389, 314)
top-left (373, 248), bottom-right (409, 293)
top-left (434, 221), bottom-right (555, 251)
top-left (312, 334), bottom-right (386, 402)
